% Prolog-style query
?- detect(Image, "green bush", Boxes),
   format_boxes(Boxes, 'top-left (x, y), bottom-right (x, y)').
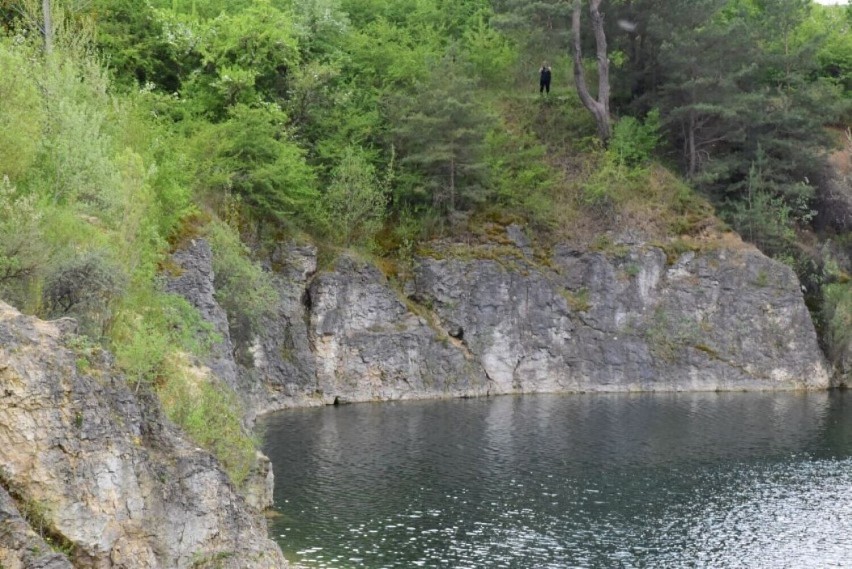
top-left (0, 41), bottom-right (44, 182)
top-left (609, 110), bottom-right (661, 168)
top-left (43, 250), bottom-right (127, 337)
top-left (192, 104), bottom-right (323, 231)
top-left (158, 356), bottom-right (257, 485)
top-left (325, 145), bottom-right (388, 247)
top-left (110, 290), bottom-right (216, 387)
top-left (823, 282), bottom-right (852, 375)
top-left (0, 177), bottom-right (49, 302)
top-left (206, 220), bottom-right (278, 346)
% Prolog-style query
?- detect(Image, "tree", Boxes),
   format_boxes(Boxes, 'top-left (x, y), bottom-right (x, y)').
top-left (492, 0), bottom-right (573, 52)
top-left (0, 40), bottom-right (43, 182)
top-left (0, 177), bottom-right (48, 295)
top-left (325, 145), bottom-right (388, 246)
top-left (571, 0), bottom-right (611, 143)
top-left (179, 1), bottom-right (300, 118)
top-left (89, 0), bottom-right (185, 90)
top-left (192, 104), bottom-right (322, 231)
top-left (43, 249), bottom-right (127, 337)
top-left (42, 0), bottom-right (51, 52)
top-left (390, 59), bottom-right (495, 213)
top-left (655, 13), bottom-right (754, 179)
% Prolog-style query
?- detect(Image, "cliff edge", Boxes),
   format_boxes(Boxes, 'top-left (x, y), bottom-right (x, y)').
top-left (0, 302), bottom-right (286, 568)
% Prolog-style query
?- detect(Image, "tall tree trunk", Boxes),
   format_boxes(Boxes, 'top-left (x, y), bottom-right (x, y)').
top-left (571, 0), bottom-right (611, 143)
top-left (42, 0), bottom-right (53, 54)
top-left (449, 157), bottom-right (456, 212)
top-left (687, 110), bottom-right (697, 178)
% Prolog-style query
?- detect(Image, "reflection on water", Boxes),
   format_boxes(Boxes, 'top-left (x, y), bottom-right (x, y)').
top-left (263, 391), bottom-right (852, 568)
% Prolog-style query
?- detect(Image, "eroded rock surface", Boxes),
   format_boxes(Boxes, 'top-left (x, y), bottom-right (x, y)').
top-left (306, 256), bottom-right (489, 404)
top-left (237, 235), bottom-right (829, 408)
top-left (168, 233), bottom-right (830, 409)
top-left (0, 302), bottom-right (286, 568)
top-left (413, 242), bottom-right (829, 393)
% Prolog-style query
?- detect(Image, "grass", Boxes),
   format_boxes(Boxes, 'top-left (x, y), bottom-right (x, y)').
top-left (157, 354), bottom-right (258, 486)
top-left (0, 470), bottom-right (78, 559)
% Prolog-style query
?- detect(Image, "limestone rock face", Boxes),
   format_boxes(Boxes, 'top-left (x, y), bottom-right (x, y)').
top-left (164, 239), bottom-right (240, 393)
top-left (305, 256), bottom-right (490, 404)
top-left (0, 486), bottom-right (73, 569)
top-left (0, 302), bottom-right (286, 568)
top-left (169, 234), bottom-right (830, 410)
top-left (412, 243), bottom-right (830, 393)
top-left (244, 236), bottom-right (827, 408)
top-left (244, 242), bottom-right (321, 410)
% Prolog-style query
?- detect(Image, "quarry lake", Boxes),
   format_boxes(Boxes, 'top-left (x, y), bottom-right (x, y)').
top-left (262, 391), bottom-right (852, 568)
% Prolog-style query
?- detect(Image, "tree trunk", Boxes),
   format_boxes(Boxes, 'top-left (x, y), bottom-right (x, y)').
top-left (687, 110), bottom-right (697, 178)
top-left (449, 157), bottom-right (456, 212)
top-left (571, 0), bottom-right (611, 143)
top-left (42, 0), bottom-right (53, 54)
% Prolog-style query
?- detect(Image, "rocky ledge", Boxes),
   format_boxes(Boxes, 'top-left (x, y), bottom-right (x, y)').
top-left (0, 302), bottom-right (286, 568)
top-left (196, 231), bottom-right (831, 413)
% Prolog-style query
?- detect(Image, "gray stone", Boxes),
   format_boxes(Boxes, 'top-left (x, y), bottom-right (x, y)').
top-left (0, 302), bottom-right (286, 568)
top-left (164, 239), bottom-right (239, 394)
top-left (243, 237), bottom-right (829, 412)
top-left (246, 241), bottom-right (321, 411)
top-left (305, 255), bottom-right (490, 403)
top-left (0, 486), bottom-right (73, 569)
top-left (411, 242), bottom-right (830, 394)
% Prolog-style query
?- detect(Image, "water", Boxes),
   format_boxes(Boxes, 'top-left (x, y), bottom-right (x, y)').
top-left (262, 391), bottom-right (852, 568)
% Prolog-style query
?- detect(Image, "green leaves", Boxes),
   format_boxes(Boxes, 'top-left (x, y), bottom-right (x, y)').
top-left (325, 145), bottom-right (388, 246)
top-left (389, 59), bottom-right (496, 212)
top-left (193, 104), bottom-right (321, 228)
top-left (0, 41), bottom-right (43, 182)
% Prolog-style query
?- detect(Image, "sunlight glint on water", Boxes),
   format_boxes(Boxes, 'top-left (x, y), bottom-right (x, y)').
top-left (263, 391), bottom-right (852, 568)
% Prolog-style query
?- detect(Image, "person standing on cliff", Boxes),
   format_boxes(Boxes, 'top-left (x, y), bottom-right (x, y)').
top-left (539, 62), bottom-right (552, 95)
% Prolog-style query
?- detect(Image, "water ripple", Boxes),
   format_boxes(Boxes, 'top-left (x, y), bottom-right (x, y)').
top-left (263, 391), bottom-right (852, 568)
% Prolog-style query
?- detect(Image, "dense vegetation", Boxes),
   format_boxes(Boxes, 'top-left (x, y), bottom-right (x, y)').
top-left (0, 0), bottom-right (849, 482)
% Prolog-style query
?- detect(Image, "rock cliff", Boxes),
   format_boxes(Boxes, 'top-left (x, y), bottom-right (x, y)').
top-left (0, 302), bottom-right (286, 568)
top-left (204, 230), bottom-right (830, 411)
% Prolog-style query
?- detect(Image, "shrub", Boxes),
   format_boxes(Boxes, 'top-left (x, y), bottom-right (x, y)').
top-left (206, 220), bottom-right (278, 346)
top-left (0, 177), bottom-right (49, 301)
top-left (0, 41), bottom-right (44, 182)
top-left (325, 145), bottom-right (388, 247)
top-left (823, 282), bottom-right (852, 377)
top-left (192, 104), bottom-right (323, 232)
top-left (110, 290), bottom-right (216, 387)
top-left (43, 250), bottom-right (127, 337)
top-left (608, 109), bottom-right (661, 168)
top-left (158, 355), bottom-right (257, 485)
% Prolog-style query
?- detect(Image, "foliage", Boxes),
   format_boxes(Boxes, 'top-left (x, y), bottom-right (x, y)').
top-left (389, 58), bottom-right (496, 212)
top-left (158, 355), bottom-right (257, 485)
top-left (43, 250), bottom-right (127, 337)
top-left (722, 148), bottom-right (800, 257)
top-left (823, 282), bottom-right (852, 377)
top-left (184, 1), bottom-right (300, 116)
top-left (0, 40), bottom-right (43, 181)
top-left (583, 110), bottom-right (662, 214)
top-left (485, 124), bottom-right (556, 229)
top-left (608, 109), bottom-right (661, 168)
top-left (193, 104), bottom-right (322, 230)
top-left (325, 145), bottom-right (389, 247)
top-left (110, 289), bottom-right (216, 387)
top-left (206, 220), bottom-right (278, 346)
top-left (0, 177), bottom-right (49, 300)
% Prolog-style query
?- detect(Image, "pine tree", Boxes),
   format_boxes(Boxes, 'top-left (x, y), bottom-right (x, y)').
top-left (390, 59), bottom-right (495, 213)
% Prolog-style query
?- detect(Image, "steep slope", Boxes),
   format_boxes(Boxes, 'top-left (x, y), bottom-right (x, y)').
top-left (0, 303), bottom-right (286, 568)
top-left (167, 230), bottom-right (829, 414)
